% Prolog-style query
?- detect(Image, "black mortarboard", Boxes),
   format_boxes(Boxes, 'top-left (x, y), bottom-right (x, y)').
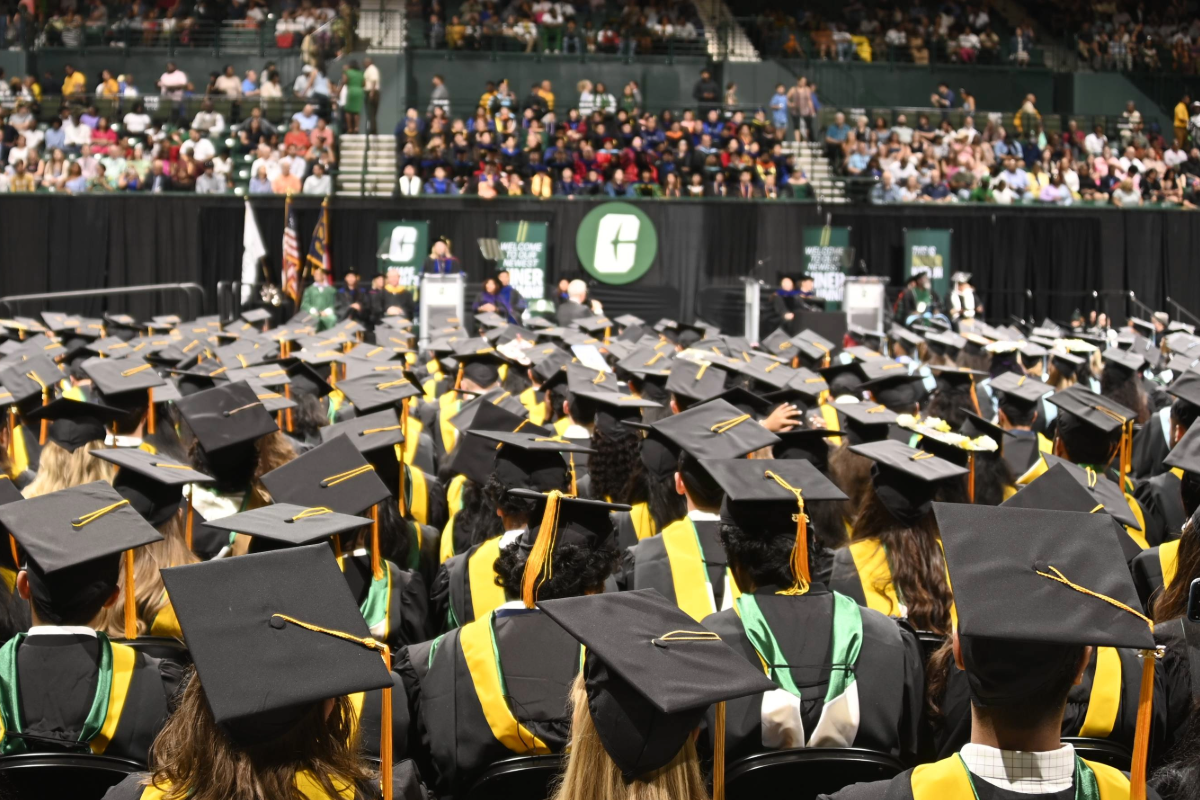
top-left (321, 408), bottom-right (405, 455)
top-left (201, 503), bottom-right (370, 549)
top-left (175, 381), bottom-right (279, 454)
top-left (474, 311), bottom-right (508, 329)
top-left (83, 356), bottom-right (165, 399)
top-left (647, 398), bottom-right (779, 460)
top-left (1002, 463), bottom-right (1106, 515)
top-left (665, 359), bottom-right (727, 403)
top-left (960, 412), bottom-right (1011, 449)
top-left (508, 489), bottom-right (626, 556)
top-left (836, 402), bottom-right (898, 445)
top-left (862, 371), bottom-right (928, 410)
top-left (1168, 354), bottom-right (1200, 376)
top-left (1049, 349), bottom-right (1086, 375)
top-left (569, 391), bottom-right (661, 437)
top-left (1045, 385), bottom-right (1136, 435)
top-left (1103, 348), bottom-right (1146, 378)
top-left (858, 360), bottom-right (911, 383)
top-left (850, 439), bottom-right (967, 524)
top-left (1164, 423), bottom-right (1200, 476)
top-left (337, 371), bottom-right (422, 415)
top-left (764, 369), bottom-right (829, 407)
top-left (538, 590), bottom-right (776, 781)
top-left (760, 329), bottom-right (795, 357)
top-left (247, 382), bottom-right (298, 414)
top-left (819, 362), bottom-right (867, 398)
top-left (699, 387), bottom-right (775, 420)
top-left (928, 364), bottom-right (986, 390)
top-left (707, 457), bottom-right (846, 537)
top-left (161, 545), bottom-right (392, 743)
top-left (889, 325), bottom-right (924, 349)
top-left (240, 308), bottom-right (272, 325)
top-left (527, 316), bottom-right (556, 330)
top-left (772, 429), bottom-right (840, 470)
top-left (789, 331), bottom-right (837, 365)
top-left (844, 345), bottom-right (884, 362)
top-left (1168, 370), bottom-right (1200, 407)
top-left (447, 403), bottom-right (548, 485)
top-left (736, 357), bottom-right (797, 392)
top-left (23, 398), bottom-right (124, 452)
top-left (223, 364), bottom-right (292, 387)
top-left (924, 331), bottom-right (966, 356)
top-left (614, 314), bottom-right (645, 328)
top-left (261, 434), bottom-right (391, 516)
top-left (1034, 454), bottom-right (1140, 529)
top-left (466, 430), bottom-right (588, 492)
top-left (616, 347), bottom-right (673, 379)
top-left (92, 448), bottom-right (214, 527)
top-left (991, 372), bottom-right (1052, 410)
top-left (453, 344), bottom-right (507, 388)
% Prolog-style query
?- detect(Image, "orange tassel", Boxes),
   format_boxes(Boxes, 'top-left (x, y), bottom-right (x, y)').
top-left (968, 453), bottom-right (976, 503)
top-left (370, 505), bottom-right (382, 581)
top-left (398, 400), bottom-right (410, 465)
top-left (454, 362), bottom-right (465, 391)
top-left (146, 388), bottom-right (156, 434)
top-left (968, 379), bottom-right (982, 417)
top-left (380, 647), bottom-right (394, 800)
top-left (332, 534), bottom-right (344, 563)
top-left (8, 535), bottom-right (17, 570)
top-left (522, 490), bottom-right (563, 608)
top-left (6, 407), bottom-right (14, 461)
top-left (396, 447), bottom-right (408, 518)
top-left (284, 384), bottom-right (294, 433)
top-left (185, 487), bottom-right (194, 552)
top-left (569, 453), bottom-right (578, 497)
top-left (714, 701), bottom-right (727, 800)
top-left (330, 363), bottom-right (338, 388)
top-left (124, 550), bottom-right (137, 640)
top-left (38, 389), bottom-right (48, 446)
top-left (1130, 649), bottom-right (1158, 800)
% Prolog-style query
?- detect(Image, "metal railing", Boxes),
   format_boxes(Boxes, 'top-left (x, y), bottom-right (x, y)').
top-left (1166, 297), bottom-right (1200, 328)
top-left (0, 282), bottom-right (207, 319)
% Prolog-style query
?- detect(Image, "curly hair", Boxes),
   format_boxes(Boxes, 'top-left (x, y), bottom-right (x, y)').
top-left (484, 473), bottom-right (542, 527)
top-left (588, 425), bottom-right (642, 504)
top-left (852, 483), bottom-right (954, 634)
top-left (290, 394), bottom-right (330, 442)
top-left (1099, 365), bottom-right (1150, 425)
top-left (493, 539), bottom-right (619, 602)
top-left (720, 520), bottom-right (819, 590)
top-left (924, 383), bottom-right (976, 432)
top-left (457, 478), bottom-right (504, 547)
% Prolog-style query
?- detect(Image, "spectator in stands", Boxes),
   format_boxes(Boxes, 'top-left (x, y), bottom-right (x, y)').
top-left (845, 140), bottom-right (871, 176)
top-left (8, 159), bottom-right (34, 192)
top-left (424, 165), bottom-right (458, 195)
top-left (260, 70), bottom-right (283, 99)
top-left (249, 165), bottom-right (272, 195)
top-left (1078, 21), bottom-right (1102, 69)
top-left (931, 82), bottom-right (956, 110)
top-left (292, 103), bottom-right (319, 132)
top-left (1012, 23), bottom-right (1034, 65)
top-left (191, 100), bottom-right (226, 136)
top-left (397, 164), bottom-right (422, 196)
top-left (428, 74), bottom-right (450, 118)
top-left (870, 170), bottom-right (902, 203)
top-left (195, 161), bottom-right (226, 194)
top-left (63, 162), bottom-right (86, 193)
top-left (62, 64), bottom-right (85, 98)
top-left (272, 160), bottom-right (301, 194)
top-left (89, 163), bottom-right (113, 192)
top-left (824, 111), bottom-right (850, 169)
top-left (158, 61), bottom-right (188, 100)
top-left (921, 168), bottom-right (954, 202)
top-left (1111, 178), bottom-right (1142, 206)
top-left (899, 174), bottom-right (922, 202)
top-left (302, 162), bottom-right (330, 195)
top-left (693, 68), bottom-right (719, 114)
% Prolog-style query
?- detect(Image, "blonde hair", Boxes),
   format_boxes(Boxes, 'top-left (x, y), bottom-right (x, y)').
top-left (552, 674), bottom-right (709, 800)
top-left (99, 513), bottom-right (199, 638)
top-left (23, 439), bottom-right (115, 498)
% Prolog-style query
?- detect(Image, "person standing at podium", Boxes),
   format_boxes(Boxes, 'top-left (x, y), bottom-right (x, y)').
top-left (422, 237), bottom-right (461, 275)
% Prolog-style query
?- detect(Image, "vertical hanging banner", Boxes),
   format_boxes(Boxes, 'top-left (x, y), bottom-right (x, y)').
top-left (496, 220), bottom-right (548, 300)
top-left (802, 225), bottom-right (851, 310)
top-left (377, 221), bottom-right (430, 288)
top-left (905, 228), bottom-right (953, 301)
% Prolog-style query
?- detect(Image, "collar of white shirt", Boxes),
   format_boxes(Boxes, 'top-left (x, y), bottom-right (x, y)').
top-left (498, 528), bottom-right (526, 551)
top-left (959, 743), bottom-right (1077, 795)
top-left (687, 509), bottom-right (720, 522)
top-left (27, 626), bottom-right (98, 638)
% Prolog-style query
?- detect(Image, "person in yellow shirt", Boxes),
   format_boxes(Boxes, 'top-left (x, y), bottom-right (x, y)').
top-left (97, 69), bottom-right (120, 98)
top-left (61, 64), bottom-right (86, 97)
top-left (1175, 92), bottom-right (1191, 148)
top-left (536, 79), bottom-right (554, 111)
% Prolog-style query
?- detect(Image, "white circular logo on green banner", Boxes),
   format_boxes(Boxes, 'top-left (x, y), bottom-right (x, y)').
top-left (575, 202), bottom-right (658, 285)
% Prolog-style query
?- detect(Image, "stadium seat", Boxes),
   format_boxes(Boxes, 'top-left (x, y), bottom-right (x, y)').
top-left (1060, 738), bottom-right (1132, 772)
top-left (725, 748), bottom-right (906, 800)
top-left (113, 636), bottom-right (191, 665)
top-left (464, 755), bottom-right (565, 800)
top-left (0, 753), bottom-right (143, 800)
top-left (915, 630), bottom-right (947, 663)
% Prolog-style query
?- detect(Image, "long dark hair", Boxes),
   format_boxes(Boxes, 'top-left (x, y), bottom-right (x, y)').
top-left (1100, 365), bottom-right (1150, 424)
top-left (588, 425), bottom-right (642, 503)
top-left (1154, 502), bottom-right (1200, 623)
top-left (852, 485), bottom-right (954, 634)
top-left (828, 445), bottom-right (873, 530)
top-left (457, 478), bottom-right (504, 547)
top-left (973, 452), bottom-right (1015, 507)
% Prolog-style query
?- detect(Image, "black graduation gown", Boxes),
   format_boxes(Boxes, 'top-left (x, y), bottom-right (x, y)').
top-left (1132, 408), bottom-right (1172, 481)
top-left (429, 540), bottom-right (507, 633)
top-left (341, 554), bottom-right (430, 648)
top-left (399, 608), bottom-right (577, 798)
top-left (701, 587), bottom-right (924, 765)
top-left (1003, 429), bottom-right (1042, 478)
top-left (930, 645), bottom-right (1173, 765)
top-left (1132, 544), bottom-right (1173, 613)
top-left (10, 634), bottom-right (182, 763)
top-left (356, 670), bottom-right (413, 762)
top-left (619, 517), bottom-right (729, 614)
top-left (102, 760), bottom-right (430, 799)
top-left (1152, 619), bottom-right (1199, 761)
top-left (1134, 470), bottom-right (1186, 550)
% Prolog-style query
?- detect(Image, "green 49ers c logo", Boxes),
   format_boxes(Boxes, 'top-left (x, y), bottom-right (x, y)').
top-left (575, 202), bottom-right (658, 285)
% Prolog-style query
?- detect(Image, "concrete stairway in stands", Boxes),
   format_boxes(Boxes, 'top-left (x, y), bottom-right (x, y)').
top-left (781, 141), bottom-right (847, 203)
top-left (693, 0), bottom-right (759, 61)
top-left (336, 134), bottom-right (397, 197)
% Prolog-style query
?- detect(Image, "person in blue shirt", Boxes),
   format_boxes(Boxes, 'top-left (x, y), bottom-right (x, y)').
top-left (472, 277), bottom-right (503, 317)
top-left (845, 141), bottom-right (872, 176)
top-left (424, 166), bottom-right (459, 195)
top-left (823, 111), bottom-right (851, 169)
top-left (769, 84), bottom-right (788, 130)
top-left (921, 169), bottom-right (954, 202)
top-left (494, 269), bottom-right (527, 323)
top-left (422, 237), bottom-right (461, 274)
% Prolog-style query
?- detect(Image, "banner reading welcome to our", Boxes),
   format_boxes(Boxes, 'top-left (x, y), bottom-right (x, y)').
top-left (496, 221), bottom-right (548, 300)
top-left (905, 228), bottom-right (953, 300)
top-left (802, 225), bottom-right (851, 310)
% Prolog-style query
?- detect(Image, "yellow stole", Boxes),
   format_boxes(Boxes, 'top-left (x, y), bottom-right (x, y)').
top-left (0, 569), bottom-right (14, 593)
top-left (11, 425), bottom-right (28, 478)
top-left (1001, 484), bottom-right (1018, 501)
top-left (140, 772), bottom-right (357, 800)
top-left (402, 404), bottom-right (423, 465)
top-left (468, 538), bottom-right (508, 622)
top-left (438, 392), bottom-right (461, 454)
top-left (629, 501), bottom-right (657, 540)
top-left (149, 600), bottom-right (182, 639)
top-left (407, 467), bottom-right (429, 526)
top-left (1160, 539), bottom-right (1180, 589)
top-left (820, 404), bottom-right (842, 446)
top-left (846, 538), bottom-right (903, 617)
top-left (89, 642), bottom-right (137, 755)
top-left (520, 386), bottom-right (547, 426)
top-left (459, 612), bottom-right (552, 754)
top-left (660, 518), bottom-right (715, 622)
top-left (553, 417), bottom-right (571, 437)
top-left (1078, 647), bottom-right (1123, 739)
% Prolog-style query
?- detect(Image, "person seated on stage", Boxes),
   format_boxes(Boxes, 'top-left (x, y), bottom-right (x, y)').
top-left (896, 271), bottom-right (941, 322)
top-left (422, 236), bottom-right (461, 275)
top-left (826, 503), bottom-right (1161, 800)
top-left (0, 483), bottom-right (180, 762)
top-left (472, 276), bottom-right (503, 320)
top-left (334, 267), bottom-right (370, 325)
top-left (619, 400), bottom-right (781, 622)
top-left (948, 271), bottom-right (982, 326)
top-left (401, 491), bottom-right (625, 797)
top-left (701, 458), bottom-right (924, 765)
top-left (539, 589), bottom-right (776, 800)
top-left (828, 439), bottom-right (965, 635)
top-left (1133, 424), bottom-right (1200, 612)
top-left (371, 266), bottom-right (415, 323)
top-left (429, 430), bottom-right (590, 632)
top-left (104, 545), bottom-right (423, 798)
top-left (555, 279), bottom-right (597, 328)
top-left (1135, 372), bottom-right (1200, 549)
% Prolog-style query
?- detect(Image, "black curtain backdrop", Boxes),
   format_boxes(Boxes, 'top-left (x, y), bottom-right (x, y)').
top-left (0, 197), bottom-right (1198, 328)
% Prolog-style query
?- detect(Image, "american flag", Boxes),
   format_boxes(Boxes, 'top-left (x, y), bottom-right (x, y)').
top-left (282, 195), bottom-right (301, 304)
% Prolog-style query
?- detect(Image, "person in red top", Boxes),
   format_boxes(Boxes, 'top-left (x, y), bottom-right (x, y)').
top-left (282, 120), bottom-right (310, 151)
top-left (309, 117), bottom-right (335, 150)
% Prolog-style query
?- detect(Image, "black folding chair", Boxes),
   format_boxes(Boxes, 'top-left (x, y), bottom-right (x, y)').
top-left (465, 754), bottom-right (565, 800)
top-left (0, 753), bottom-right (143, 799)
top-left (113, 636), bottom-right (192, 665)
top-left (725, 747), bottom-right (906, 800)
top-left (1061, 737), bottom-right (1133, 772)
top-left (915, 631), bottom-right (949, 663)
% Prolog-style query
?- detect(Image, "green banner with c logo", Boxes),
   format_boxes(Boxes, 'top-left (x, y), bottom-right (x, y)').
top-left (575, 202), bottom-right (658, 285)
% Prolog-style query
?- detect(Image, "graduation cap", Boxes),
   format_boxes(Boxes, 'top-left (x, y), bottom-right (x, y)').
top-left (764, 369), bottom-right (829, 407)
top-left (1033, 454), bottom-right (1141, 530)
top-left (446, 402), bottom-right (548, 485)
top-left (200, 503), bottom-right (371, 552)
top-left (924, 331), bottom-right (966, 357)
top-left (573, 316), bottom-right (614, 336)
top-left (616, 347), bottom-right (673, 379)
top-left (735, 357), bottom-right (796, 392)
top-left (261, 434), bottom-right (391, 518)
top-left (247, 382), bottom-right (297, 414)
top-left (861, 370), bottom-right (928, 411)
top-left (699, 386), bottom-right (775, 420)
top-left (0, 481), bottom-right (162, 639)
top-left (567, 391), bottom-right (661, 437)
top-left (283, 360), bottom-right (334, 399)
top-left (927, 364), bottom-right (987, 389)
top-left (990, 372), bottom-right (1052, 411)
top-left (772, 428), bottom-right (840, 470)
top-left (175, 381), bottom-right (279, 454)
top-left (707, 457), bottom-right (846, 587)
top-left (849, 439), bottom-right (968, 525)
top-left (1168, 370), bottom-right (1200, 407)
top-left (1170, 321), bottom-right (1197, 334)
top-left (857, 359), bottom-right (912, 383)
top-left (336, 372), bottom-right (421, 414)
top-left (844, 345), bottom-right (883, 362)
top-left (160, 545), bottom-right (393, 745)
top-left (613, 314), bottom-right (645, 329)
top-left (473, 311), bottom-right (508, 329)
top-left (451, 343), bottom-right (507, 388)
top-left (40, 312), bottom-right (86, 334)
top-left (1164, 422), bottom-right (1200, 476)
top-left (788, 334), bottom-right (837, 366)
top-left (1001, 463), bottom-right (1105, 515)
top-left (1128, 317), bottom-right (1155, 338)
top-left (836, 402), bottom-right (898, 445)
top-left (526, 316), bottom-right (555, 330)
top-left (92, 448), bottom-right (214, 529)
top-left (647, 398), bottom-right (779, 460)
top-left (1167, 353), bottom-right (1200, 376)
top-left (889, 325), bottom-right (924, 350)
top-left (23, 398), bottom-right (125, 453)
top-left (466, 430), bottom-right (590, 494)
top-left (665, 359), bottom-right (727, 404)
top-left (819, 362), bottom-right (867, 398)
top-left (1102, 348), bottom-right (1146, 378)
top-left (538, 590), bottom-right (776, 783)
top-left (223, 364), bottom-right (292, 387)
top-left (1045, 385), bottom-right (1136, 437)
top-left (760, 329), bottom-right (796, 357)
top-left (321, 408), bottom-right (406, 456)
top-left (83, 356), bottom-right (165, 400)
top-left (483, 324), bottom-right (535, 345)
top-left (960, 412), bottom-right (1011, 451)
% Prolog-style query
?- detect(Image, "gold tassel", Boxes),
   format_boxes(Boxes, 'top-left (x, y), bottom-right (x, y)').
top-left (399, 400), bottom-right (410, 465)
top-left (330, 363), bottom-right (338, 388)
top-left (396, 446), bottom-right (408, 518)
top-left (968, 379), bottom-right (982, 417)
top-left (569, 453), bottom-right (578, 497)
top-left (521, 490), bottom-right (564, 608)
top-left (454, 362), bottom-right (465, 391)
top-left (1130, 649), bottom-right (1158, 800)
top-left (284, 384), bottom-right (294, 433)
top-left (185, 487), bottom-right (194, 552)
top-left (714, 701), bottom-right (727, 800)
top-left (124, 550), bottom-right (137, 640)
top-left (38, 388), bottom-right (49, 446)
top-left (147, 388), bottom-right (156, 434)
top-left (6, 407), bottom-right (14, 461)
top-left (380, 647), bottom-right (393, 800)
top-left (332, 534), bottom-right (344, 563)
top-left (968, 453), bottom-right (976, 503)
top-left (370, 504), bottom-right (382, 581)
top-left (765, 470), bottom-right (810, 594)
top-left (8, 535), bottom-right (17, 570)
